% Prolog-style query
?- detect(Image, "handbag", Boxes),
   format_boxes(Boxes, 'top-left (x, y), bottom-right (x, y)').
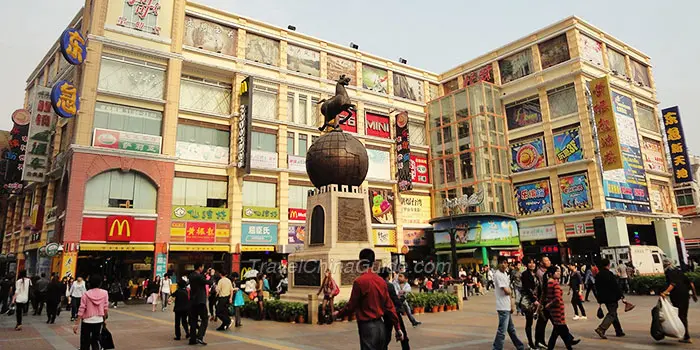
top-left (518, 295), bottom-right (533, 313)
top-left (331, 279), bottom-right (340, 297)
top-left (100, 325), bottom-right (115, 349)
top-left (597, 305), bottom-right (605, 319)
top-left (7, 304), bottom-right (15, 316)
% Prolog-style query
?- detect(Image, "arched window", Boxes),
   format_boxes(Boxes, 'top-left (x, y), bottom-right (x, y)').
top-left (84, 170), bottom-right (157, 213)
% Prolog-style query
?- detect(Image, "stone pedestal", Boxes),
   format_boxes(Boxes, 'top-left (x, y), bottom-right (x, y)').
top-left (284, 185), bottom-right (390, 302)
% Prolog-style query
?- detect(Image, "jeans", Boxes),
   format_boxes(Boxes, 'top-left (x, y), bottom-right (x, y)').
top-left (189, 303), bottom-right (208, 344)
top-left (384, 311), bottom-right (410, 350)
top-left (174, 311), bottom-right (189, 339)
top-left (233, 306), bottom-right (242, 327)
top-left (402, 300), bottom-right (418, 325)
top-left (80, 322), bottom-right (103, 350)
top-left (535, 310), bottom-right (550, 345)
top-left (216, 297), bottom-right (231, 327)
top-left (15, 302), bottom-right (26, 326)
top-left (585, 282), bottom-right (597, 301)
top-left (547, 324), bottom-right (574, 350)
top-left (493, 310), bottom-right (525, 350)
top-left (618, 278), bottom-right (628, 294)
top-left (71, 297), bottom-right (81, 319)
top-left (357, 319), bottom-right (385, 350)
top-left (524, 310), bottom-right (536, 347)
top-left (597, 302), bottom-right (624, 335)
top-left (571, 294), bottom-right (586, 317)
top-left (512, 288), bottom-right (521, 312)
top-left (161, 292), bottom-right (170, 310)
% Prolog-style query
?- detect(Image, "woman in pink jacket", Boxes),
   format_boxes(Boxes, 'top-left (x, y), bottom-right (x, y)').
top-left (73, 274), bottom-right (109, 350)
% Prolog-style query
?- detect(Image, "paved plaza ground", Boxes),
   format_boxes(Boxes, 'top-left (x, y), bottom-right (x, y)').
top-left (1, 293), bottom-right (698, 349)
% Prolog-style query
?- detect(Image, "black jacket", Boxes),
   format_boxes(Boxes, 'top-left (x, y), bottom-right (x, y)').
top-left (46, 281), bottom-right (63, 303)
top-left (385, 281), bottom-right (403, 313)
top-left (520, 269), bottom-right (540, 303)
top-left (172, 288), bottom-right (190, 312)
top-left (188, 271), bottom-right (211, 306)
top-left (595, 268), bottom-right (623, 304)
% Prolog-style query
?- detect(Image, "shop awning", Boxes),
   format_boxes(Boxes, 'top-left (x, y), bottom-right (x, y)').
top-left (436, 248), bottom-right (477, 255)
top-left (170, 244), bottom-right (230, 252)
top-left (80, 243), bottom-right (154, 252)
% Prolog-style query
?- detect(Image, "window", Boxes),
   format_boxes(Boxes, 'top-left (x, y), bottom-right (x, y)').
top-left (298, 134), bottom-right (308, 157)
top-left (245, 34), bottom-right (279, 66)
top-left (458, 120), bottom-right (471, 151)
top-left (367, 149), bottom-right (391, 180)
top-left (84, 170), bottom-right (156, 212)
top-left (652, 254), bottom-right (661, 264)
top-left (252, 85), bottom-right (278, 120)
top-left (460, 151), bottom-right (474, 181)
top-left (637, 104), bottom-right (659, 132)
top-left (539, 34), bottom-right (570, 69)
top-left (242, 181), bottom-right (276, 207)
top-left (499, 50), bottom-right (534, 83)
top-left (607, 49), bottom-right (627, 77)
top-left (252, 131), bottom-right (277, 152)
top-left (179, 77), bottom-right (232, 115)
top-left (98, 55), bottom-right (165, 99)
top-left (287, 132), bottom-right (294, 155)
top-left (289, 185), bottom-right (314, 209)
top-left (94, 102), bottom-right (163, 136)
top-left (172, 177), bottom-right (228, 207)
top-left (676, 188), bottom-right (695, 207)
top-left (176, 124), bottom-right (230, 164)
top-left (547, 84), bottom-right (578, 119)
top-left (409, 121), bottom-right (426, 145)
top-left (287, 90), bottom-right (320, 127)
top-left (631, 60), bottom-right (650, 87)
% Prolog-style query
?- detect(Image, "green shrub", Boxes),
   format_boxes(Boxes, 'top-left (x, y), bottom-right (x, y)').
top-left (629, 272), bottom-right (700, 295)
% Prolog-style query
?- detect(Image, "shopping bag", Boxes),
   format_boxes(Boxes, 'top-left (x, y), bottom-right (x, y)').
top-left (658, 297), bottom-right (684, 338)
top-left (331, 279), bottom-right (340, 297)
top-left (650, 301), bottom-right (665, 341)
top-left (146, 294), bottom-right (154, 304)
top-left (100, 325), bottom-right (115, 349)
top-left (596, 305), bottom-right (604, 319)
top-left (7, 304), bottom-right (15, 316)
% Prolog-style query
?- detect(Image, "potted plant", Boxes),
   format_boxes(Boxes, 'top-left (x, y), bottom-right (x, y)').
top-left (297, 303), bottom-right (307, 324)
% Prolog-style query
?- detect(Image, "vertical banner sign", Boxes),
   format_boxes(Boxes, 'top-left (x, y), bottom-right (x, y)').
top-left (59, 28), bottom-right (87, 65)
top-left (22, 87), bottom-right (56, 182)
top-left (661, 106), bottom-right (693, 183)
top-left (155, 253), bottom-right (167, 278)
top-left (4, 109), bottom-right (30, 194)
top-left (237, 77), bottom-right (254, 175)
top-left (590, 76), bottom-right (623, 171)
top-left (395, 111), bottom-right (412, 192)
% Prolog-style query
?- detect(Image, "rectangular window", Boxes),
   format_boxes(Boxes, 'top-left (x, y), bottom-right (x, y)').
top-left (176, 124), bottom-right (230, 164)
top-left (409, 121), bottom-right (426, 145)
top-left (547, 84), bottom-right (578, 119)
top-left (460, 151), bottom-right (473, 181)
top-left (579, 35), bottom-right (604, 67)
top-left (631, 60), bottom-right (650, 87)
top-left (298, 134), bottom-right (308, 157)
top-left (637, 103), bottom-right (659, 132)
top-left (242, 181), bottom-right (277, 207)
top-left (98, 55), bottom-right (165, 99)
top-left (252, 85), bottom-right (278, 120)
top-left (172, 177), bottom-right (228, 207)
top-left (245, 33), bottom-right (280, 66)
top-left (289, 185), bottom-right (314, 209)
top-left (607, 49), bottom-right (627, 77)
top-left (538, 34), bottom-right (570, 69)
top-left (676, 188), bottom-right (695, 207)
top-left (94, 102), bottom-right (163, 136)
top-left (499, 49), bottom-right (534, 84)
top-left (287, 132), bottom-right (295, 155)
top-left (179, 77), bottom-right (232, 115)
top-left (252, 130), bottom-right (277, 153)
top-left (367, 149), bottom-right (391, 180)
top-left (84, 171), bottom-right (156, 212)
top-left (506, 96), bottom-right (542, 130)
top-left (287, 90), bottom-right (320, 127)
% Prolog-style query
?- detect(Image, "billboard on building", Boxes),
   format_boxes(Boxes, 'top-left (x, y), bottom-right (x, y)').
top-left (327, 55), bottom-right (356, 85)
top-left (399, 194), bottom-right (431, 225)
top-left (559, 173), bottom-right (592, 212)
top-left (362, 65), bottom-right (388, 93)
top-left (368, 188), bottom-right (395, 224)
top-left (506, 96), bottom-right (542, 130)
top-left (510, 137), bottom-right (546, 173)
top-left (434, 216), bottom-right (519, 248)
top-left (410, 155), bottom-right (429, 184)
top-left (395, 111), bottom-right (411, 192)
top-left (237, 77), bottom-right (254, 175)
top-left (499, 49), bottom-right (533, 83)
top-left (642, 138), bottom-right (667, 173)
top-left (22, 86), bottom-right (56, 183)
top-left (590, 76), bottom-right (623, 171)
top-left (245, 34), bottom-right (279, 66)
top-left (661, 106), bottom-right (693, 183)
top-left (183, 16), bottom-right (237, 56)
top-left (514, 179), bottom-right (554, 217)
top-left (553, 127), bottom-right (583, 164)
top-left (287, 44), bottom-right (320, 76)
top-left (463, 64), bottom-right (494, 87)
top-left (392, 73), bottom-right (424, 102)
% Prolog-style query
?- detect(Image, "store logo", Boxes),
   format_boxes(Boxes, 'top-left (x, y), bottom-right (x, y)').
top-left (367, 120), bottom-right (389, 133)
top-left (107, 216), bottom-right (134, 241)
top-left (173, 206), bottom-right (186, 218)
top-left (116, 0), bottom-right (162, 35)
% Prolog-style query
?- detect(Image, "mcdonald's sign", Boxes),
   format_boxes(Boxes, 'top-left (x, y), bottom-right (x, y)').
top-left (106, 216), bottom-right (135, 242)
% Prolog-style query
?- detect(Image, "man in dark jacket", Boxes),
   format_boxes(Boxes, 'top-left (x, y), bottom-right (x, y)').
top-left (594, 259), bottom-right (626, 339)
top-left (172, 278), bottom-right (190, 341)
top-left (379, 268), bottom-right (410, 350)
top-left (661, 258), bottom-right (698, 343)
top-left (189, 264), bottom-right (213, 346)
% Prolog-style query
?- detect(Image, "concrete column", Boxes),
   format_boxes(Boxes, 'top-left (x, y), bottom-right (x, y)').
top-left (162, 58), bottom-right (183, 156)
top-left (481, 246), bottom-right (488, 266)
top-left (604, 216), bottom-right (629, 246)
top-left (654, 219), bottom-right (679, 264)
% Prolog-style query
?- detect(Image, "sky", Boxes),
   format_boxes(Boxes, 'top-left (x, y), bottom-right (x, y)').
top-left (1, 0), bottom-right (698, 153)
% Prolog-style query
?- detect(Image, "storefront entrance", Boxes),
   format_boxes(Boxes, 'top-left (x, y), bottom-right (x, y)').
top-left (77, 251), bottom-right (153, 282)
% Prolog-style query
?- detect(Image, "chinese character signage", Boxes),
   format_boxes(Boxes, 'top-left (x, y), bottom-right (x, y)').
top-left (288, 225), bottom-right (305, 245)
top-left (241, 223), bottom-right (278, 245)
top-left (4, 110), bottom-right (29, 194)
top-left (510, 137), bottom-right (546, 173)
top-left (288, 208), bottom-right (307, 221)
top-left (184, 16), bottom-right (237, 57)
top-left (395, 111), bottom-right (412, 192)
top-left (242, 206), bottom-right (280, 220)
top-left (22, 87), bottom-right (56, 183)
top-left (59, 28), bottom-right (87, 65)
top-left (565, 221), bottom-right (594, 238)
top-left (106, 216), bottom-right (134, 242)
top-left (649, 182), bottom-right (673, 213)
top-left (519, 225), bottom-right (557, 241)
top-left (559, 173), bottom-right (592, 212)
top-left (237, 77), bottom-right (253, 175)
top-left (514, 179), bottom-right (554, 217)
top-left (50, 80), bottom-right (80, 118)
top-left (602, 91), bottom-right (651, 212)
top-left (117, 0), bottom-right (162, 35)
top-left (642, 138), bottom-right (667, 173)
top-left (172, 206), bottom-right (229, 222)
top-left (403, 230), bottom-right (427, 246)
top-left (176, 141), bottom-right (229, 164)
top-left (372, 229), bottom-right (397, 247)
top-left (553, 127), bottom-right (583, 164)
top-left (463, 64), bottom-right (494, 87)
top-left (369, 188), bottom-right (395, 224)
top-left (399, 194), bottom-right (431, 225)
top-left (288, 155), bottom-right (306, 172)
top-left (410, 155), bottom-right (429, 184)
top-left (661, 106), bottom-right (693, 183)
top-left (185, 222), bottom-right (216, 243)
top-left (155, 253), bottom-right (167, 278)
top-left (366, 112), bottom-right (391, 138)
top-left (251, 150), bottom-right (278, 169)
top-left (590, 76), bottom-right (623, 170)
top-left (93, 128), bottom-right (161, 154)
top-left (540, 245), bottom-right (560, 254)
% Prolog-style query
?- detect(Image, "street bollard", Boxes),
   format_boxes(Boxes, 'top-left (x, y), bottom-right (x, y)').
top-left (452, 285), bottom-right (464, 310)
top-left (308, 294), bottom-right (318, 324)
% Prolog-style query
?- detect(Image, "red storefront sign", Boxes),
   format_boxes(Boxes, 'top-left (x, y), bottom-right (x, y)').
top-left (339, 109), bottom-right (357, 133)
top-left (106, 216), bottom-right (134, 242)
top-left (288, 208), bottom-right (307, 221)
top-left (185, 222), bottom-right (216, 243)
top-left (410, 155), bottom-right (429, 184)
top-left (540, 245), bottom-right (560, 254)
top-left (82, 216), bottom-right (155, 242)
top-left (366, 112), bottom-right (390, 138)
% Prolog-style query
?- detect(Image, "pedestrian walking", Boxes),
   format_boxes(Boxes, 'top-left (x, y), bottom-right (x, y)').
top-left (584, 265), bottom-right (597, 302)
top-left (108, 279), bottom-right (122, 308)
top-left (172, 278), bottom-right (190, 341)
top-left (510, 262), bottom-right (523, 315)
top-left (206, 268), bottom-right (218, 322)
top-left (397, 273), bottom-right (422, 327)
top-left (534, 256), bottom-right (554, 348)
top-left (215, 271), bottom-right (233, 330)
top-left (616, 260), bottom-right (629, 294)
top-left (379, 268), bottom-right (410, 350)
top-left (492, 257), bottom-right (526, 350)
top-left (69, 276), bottom-right (87, 321)
top-left (0, 275), bottom-right (12, 314)
top-left (568, 264), bottom-right (586, 320)
top-left (161, 274), bottom-right (172, 311)
top-left (335, 249), bottom-right (402, 350)
top-left (33, 273), bottom-right (49, 315)
top-left (660, 258), bottom-right (698, 343)
top-left (545, 266), bottom-right (580, 350)
top-left (317, 269), bottom-right (338, 324)
top-left (12, 270), bottom-right (31, 331)
top-left (149, 275), bottom-right (161, 312)
top-left (46, 275), bottom-right (63, 324)
top-left (72, 274), bottom-right (109, 350)
top-left (255, 273), bottom-right (265, 320)
top-left (520, 258), bottom-right (540, 349)
top-left (594, 259), bottom-right (626, 339)
top-left (232, 272), bottom-right (244, 328)
top-left (188, 263), bottom-right (213, 346)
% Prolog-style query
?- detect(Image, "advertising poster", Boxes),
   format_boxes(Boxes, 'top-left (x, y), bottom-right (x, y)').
top-left (367, 149), bottom-right (391, 179)
top-left (661, 106), bottom-right (693, 183)
top-left (434, 216), bottom-right (519, 248)
top-left (372, 229), bottom-right (397, 247)
top-left (368, 188), bottom-right (395, 224)
top-left (250, 150), bottom-right (278, 169)
top-left (116, 0), bottom-right (162, 35)
top-left (4, 111), bottom-right (30, 194)
top-left (403, 230), bottom-right (427, 246)
top-left (155, 253), bottom-right (167, 278)
top-left (183, 16), bottom-right (237, 56)
top-left (176, 141), bottom-right (229, 164)
top-left (463, 64), bottom-right (494, 87)
top-left (602, 91), bottom-right (651, 212)
top-left (590, 76), bottom-right (623, 170)
top-left (362, 65), bottom-right (388, 93)
top-left (366, 112), bottom-right (390, 138)
top-left (510, 137), bottom-right (546, 173)
top-left (514, 180), bottom-right (554, 217)
top-left (642, 138), bottom-right (666, 172)
top-left (184, 222), bottom-right (216, 243)
top-left (171, 206), bottom-right (231, 240)
top-left (241, 223), bottom-right (278, 245)
top-left (287, 155), bottom-right (306, 172)
top-left (399, 194), bottom-right (431, 225)
top-left (559, 173), bottom-right (592, 212)
top-left (242, 206), bottom-right (280, 220)
top-left (519, 225), bottom-right (557, 241)
top-left (499, 50), bottom-right (533, 83)
top-left (288, 208), bottom-right (307, 221)
top-left (93, 128), bottom-right (161, 154)
top-left (237, 77), bottom-right (254, 175)
top-left (395, 111), bottom-right (412, 191)
top-left (245, 33), bottom-right (280, 66)
top-left (553, 127), bottom-right (583, 164)
top-left (338, 108), bottom-right (357, 133)
top-left (22, 86), bottom-right (55, 182)
top-left (410, 155), bottom-right (430, 184)
top-left (327, 55), bottom-right (356, 85)
top-left (288, 225), bottom-right (305, 245)
top-left (506, 97), bottom-right (542, 130)
top-left (392, 73), bottom-right (424, 102)
top-left (579, 35), bottom-right (604, 66)
top-left (538, 34), bottom-right (570, 69)
top-left (287, 44), bottom-right (320, 76)
top-left (649, 183), bottom-right (673, 213)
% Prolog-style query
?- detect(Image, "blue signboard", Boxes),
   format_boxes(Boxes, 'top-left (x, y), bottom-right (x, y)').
top-left (559, 173), bottom-right (592, 212)
top-left (514, 179), bottom-right (554, 217)
top-left (59, 28), bottom-right (87, 65)
top-left (553, 127), bottom-right (583, 164)
top-left (50, 80), bottom-right (80, 118)
top-left (155, 253), bottom-right (167, 278)
top-left (241, 223), bottom-right (278, 245)
top-left (602, 92), bottom-right (651, 212)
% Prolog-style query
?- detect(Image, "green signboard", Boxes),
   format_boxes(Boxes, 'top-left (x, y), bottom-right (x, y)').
top-left (242, 206), bottom-right (280, 220)
top-left (172, 206), bottom-right (229, 222)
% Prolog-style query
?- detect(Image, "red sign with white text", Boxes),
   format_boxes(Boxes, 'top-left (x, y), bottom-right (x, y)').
top-left (185, 222), bottom-right (216, 243)
top-left (82, 216), bottom-right (155, 242)
top-left (410, 155), bottom-right (430, 184)
top-left (288, 208), bottom-right (307, 221)
top-left (366, 113), bottom-right (390, 138)
top-left (339, 109), bottom-right (357, 133)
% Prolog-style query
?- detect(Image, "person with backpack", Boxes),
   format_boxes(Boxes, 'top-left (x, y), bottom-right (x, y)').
top-left (73, 274), bottom-right (109, 350)
top-left (171, 278), bottom-right (190, 341)
top-left (12, 270), bottom-right (31, 331)
top-left (317, 269), bottom-right (338, 324)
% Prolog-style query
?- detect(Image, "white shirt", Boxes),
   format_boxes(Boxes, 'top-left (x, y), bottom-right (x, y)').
top-left (161, 278), bottom-right (172, 293)
top-left (616, 264), bottom-right (628, 279)
top-left (397, 282), bottom-right (411, 297)
top-left (14, 278), bottom-right (31, 303)
top-left (83, 316), bottom-right (104, 324)
top-left (70, 281), bottom-right (87, 298)
top-left (493, 270), bottom-right (511, 311)
top-left (458, 270), bottom-right (467, 278)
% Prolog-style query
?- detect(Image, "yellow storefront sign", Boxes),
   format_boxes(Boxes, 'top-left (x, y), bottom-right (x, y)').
top-left (79, 243), bottom-right (155, 252)
top-left (399, 194), bottom-right (431, 225)
top-left (240, 245), bottom-right (275, 252)
top-left (170, 244), bottom-right (230, 252)
top-left (590, 76), bottom-right (623, 171)
top-left (60, 252), bottom-right (77, 278)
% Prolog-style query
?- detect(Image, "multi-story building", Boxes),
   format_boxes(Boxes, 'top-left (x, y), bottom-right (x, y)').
top-left (1, 0), bottom-right (437, 279)
top-left (428, 16), bottom-right (684, 266)
top-left (675, 155), bottom-right (700, 261)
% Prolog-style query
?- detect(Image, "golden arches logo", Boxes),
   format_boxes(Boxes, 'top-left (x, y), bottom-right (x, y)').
top-left (109, 219), bottom-right (131, 237)
top-left (239, 81), bottom-right (248, 96)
